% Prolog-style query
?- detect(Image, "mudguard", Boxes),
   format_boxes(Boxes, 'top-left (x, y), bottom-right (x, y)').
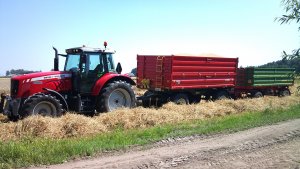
top-left (43, 88), bottom-right (69, 111)
top-left (91, 73), bottom-right (135, 96)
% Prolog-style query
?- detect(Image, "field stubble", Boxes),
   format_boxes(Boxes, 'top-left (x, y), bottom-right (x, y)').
top-left (0, 78), bottom-right (299, 142)
top-left (0, 78), bottom-right (10, 94)
top-left (0, 94), bottom-right (299, 142)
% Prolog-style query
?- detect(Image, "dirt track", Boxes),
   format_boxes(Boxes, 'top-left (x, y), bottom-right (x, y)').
top-left (35, 119), bottom-right (300, 169)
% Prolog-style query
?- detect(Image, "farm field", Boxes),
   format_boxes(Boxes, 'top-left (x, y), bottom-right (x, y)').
top-left (0, 78), bottom-right (299, 168)
top-left (0, 94), bottom-right (299, 141)
top-left (0, 78), bottom-right (10, 94)
top-left (0, 78), bottom-right (299, 141)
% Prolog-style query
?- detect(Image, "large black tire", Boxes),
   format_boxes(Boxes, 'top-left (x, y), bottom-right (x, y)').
top-left (142, 91), bottom-right (165, 108)
top-left (189, 95), bottom-right (201, 104)
top-left (213, 90), bottom-right (229, 100)
top-left (171, 93), bottom-right (190, 105)
top-left (279, 89), bottom-right (290, 97)
top-left (142, 90), bottom-right (153, 108)
top-left (21, 93), bottom-right (63, 118)
top-left (97, 81), bottom-right (136, 112)
top-left (252, 91), bottom-right (263, 98)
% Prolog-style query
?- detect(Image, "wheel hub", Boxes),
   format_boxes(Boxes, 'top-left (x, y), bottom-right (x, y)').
top-left (177, 98), bottom-right (186, 104)
top-left (33, 101), bottom-right (56, 116)
top-left (108, 88), bottom-right (131, 111)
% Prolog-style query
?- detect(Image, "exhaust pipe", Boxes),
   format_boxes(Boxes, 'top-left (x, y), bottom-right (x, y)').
top-left (53, 47), bottom-right (59, 71)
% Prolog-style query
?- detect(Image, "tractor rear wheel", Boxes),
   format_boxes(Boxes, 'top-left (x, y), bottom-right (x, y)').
top-left (97, 81), bottom-right (136, 112)
top-left (21, 93), bottom-right (63, 118)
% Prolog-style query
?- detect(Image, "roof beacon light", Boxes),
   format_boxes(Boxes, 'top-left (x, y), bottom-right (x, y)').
top-left (104, 41), bottom-right (107, 49)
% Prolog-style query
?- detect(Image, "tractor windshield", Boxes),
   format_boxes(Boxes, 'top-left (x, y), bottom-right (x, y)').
top-left (65, 54), bottom-right (80, 71)
top-left (64, 53), bottom-right (116, 73)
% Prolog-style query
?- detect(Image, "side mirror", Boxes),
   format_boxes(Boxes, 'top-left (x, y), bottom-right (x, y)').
top-left (116, 62), bottom-right (122, 74)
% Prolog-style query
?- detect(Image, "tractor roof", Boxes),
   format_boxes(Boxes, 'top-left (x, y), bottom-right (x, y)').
top-left (66, 46), bottom-right (115, 54)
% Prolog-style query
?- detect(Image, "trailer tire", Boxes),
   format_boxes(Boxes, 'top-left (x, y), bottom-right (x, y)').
top-left (22, 93), bottom-right (63, 118)
top-left (97, 81), bottom-right (136, 112)
top-left (142, 91), bottom-right (153, 107)
top-left (279, 89), bottom-right (290, 97)
top-left (172, 93), bottom-right (189, 105)
top-left (190, 95), bottom-right (201, 104)
top-left (252, 91), bottom-right (263, 98)
top-left (213, 90), bottom-right (229, 100)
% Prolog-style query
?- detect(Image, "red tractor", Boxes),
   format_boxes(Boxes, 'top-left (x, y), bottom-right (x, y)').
top-left (1, 42), bottom-right (136, 120)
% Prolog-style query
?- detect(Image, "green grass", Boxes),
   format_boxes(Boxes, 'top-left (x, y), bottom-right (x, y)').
top-left (1, 104), bottom-right (300, 168)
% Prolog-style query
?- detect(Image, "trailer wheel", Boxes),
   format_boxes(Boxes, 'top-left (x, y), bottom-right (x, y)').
top-left (279, 89), bottom-right (290, 97)
top-left (190, 95), bottom-right (201, 104)
top-left (252, 91), bottom-right (263, 98)
top-left (97, 81), bottom-right (136, 112)
top-left (22, 93), bottom-right (63, 118)
top-left (142, 90), bottom-right (153, 107)
top-left (213, 90), bottom-right (229, 100)
top-left (172, 93), bottom-right (189, 105)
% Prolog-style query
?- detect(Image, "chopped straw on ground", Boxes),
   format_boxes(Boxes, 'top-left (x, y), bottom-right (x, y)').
top-left (0, 95), bottom-right (299, 142)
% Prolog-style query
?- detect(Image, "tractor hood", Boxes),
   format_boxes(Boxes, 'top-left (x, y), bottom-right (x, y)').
top-left (10, 71), bottom-right (72, 98)
top-left (11, 71), bottom-right (71, 81)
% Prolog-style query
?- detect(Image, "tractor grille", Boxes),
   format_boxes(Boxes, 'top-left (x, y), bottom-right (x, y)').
top-left (10, 79), bottom-right (19, 97)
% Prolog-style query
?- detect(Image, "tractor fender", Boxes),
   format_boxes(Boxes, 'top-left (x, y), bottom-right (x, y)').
top-left (91, 73), bottom-right (136, 96)
top-left (42, 88), bottom-right (69, 111)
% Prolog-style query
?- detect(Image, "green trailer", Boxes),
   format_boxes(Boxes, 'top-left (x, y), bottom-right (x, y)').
top-left (235, 67), bottom-right (295, 98)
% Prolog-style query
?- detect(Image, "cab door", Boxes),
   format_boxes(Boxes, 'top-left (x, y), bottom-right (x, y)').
top-left (80, 53), bottom-right (104, 93)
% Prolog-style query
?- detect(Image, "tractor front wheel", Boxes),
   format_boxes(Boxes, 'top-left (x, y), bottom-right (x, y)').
top-left (97, 81), bottom-right (136, 112)
top-left (21, 93), bottom-right (63, 118)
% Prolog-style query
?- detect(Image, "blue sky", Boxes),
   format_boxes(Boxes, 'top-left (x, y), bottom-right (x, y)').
top-left (0, 0), bottom-right (299, 75)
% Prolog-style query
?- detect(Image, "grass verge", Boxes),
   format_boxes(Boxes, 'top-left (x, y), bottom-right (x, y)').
top-left (1, 104), bottom-right (300, 168)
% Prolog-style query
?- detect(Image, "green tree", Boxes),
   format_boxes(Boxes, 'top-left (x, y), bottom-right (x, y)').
top-left (6, 69), bottom-right (40, 76)
top-left (276, 0), bottom-right (300, 59)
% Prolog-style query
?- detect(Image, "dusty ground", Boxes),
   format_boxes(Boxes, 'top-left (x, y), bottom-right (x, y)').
top-left (34, 118), bottom-right (300, 169)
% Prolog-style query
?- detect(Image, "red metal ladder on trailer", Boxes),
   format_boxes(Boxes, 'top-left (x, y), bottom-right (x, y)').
top-left (155, 56), bottom-right (163, 89)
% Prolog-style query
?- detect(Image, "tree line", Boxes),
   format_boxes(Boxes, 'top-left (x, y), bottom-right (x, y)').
top-left (5, 69), bottom-right (41, 76)
top-left (259, 57), bottom-right (300, 74)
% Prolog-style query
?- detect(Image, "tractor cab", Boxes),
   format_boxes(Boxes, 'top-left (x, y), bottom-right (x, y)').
top-left (64, 46), bottom-right (117, 93)
top-left (54, 42), bottom-right (122, 94)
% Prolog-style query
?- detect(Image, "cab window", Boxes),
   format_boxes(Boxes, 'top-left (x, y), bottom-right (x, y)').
top-left (65, 54), bottom-right (80, 71)
top-left (88, 54), bottom-right (102, 71)
top-left (106, 53), bottom-right (115, 72)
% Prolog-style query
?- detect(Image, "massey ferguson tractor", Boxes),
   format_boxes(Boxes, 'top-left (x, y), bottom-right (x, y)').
top-left (1, 42), bottom-right (136, 120)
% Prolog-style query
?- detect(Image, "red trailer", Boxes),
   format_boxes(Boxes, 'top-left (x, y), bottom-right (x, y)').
top-left (137, 55), bottom-right (239, 106)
